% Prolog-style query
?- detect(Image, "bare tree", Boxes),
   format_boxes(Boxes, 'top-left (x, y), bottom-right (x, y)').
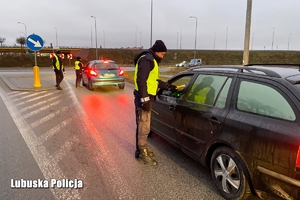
top-left (0, 37), bottom-right (6, 48)
top-left (16, 37), bottom-right (26, 48)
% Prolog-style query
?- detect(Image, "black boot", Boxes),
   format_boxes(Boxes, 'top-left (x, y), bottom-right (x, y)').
top-left (138, 148), bottom-right (157, 166)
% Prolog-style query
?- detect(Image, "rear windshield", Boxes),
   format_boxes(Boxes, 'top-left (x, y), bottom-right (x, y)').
top-left (94, 63), bottom-right (119, 70)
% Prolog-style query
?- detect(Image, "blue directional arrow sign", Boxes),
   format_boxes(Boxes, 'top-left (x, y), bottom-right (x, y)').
top-left (26, 34), bottom-right (44, 51)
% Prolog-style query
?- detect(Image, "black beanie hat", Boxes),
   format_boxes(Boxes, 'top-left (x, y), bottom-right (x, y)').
top-left (151, 40), bottom-right (167, 52)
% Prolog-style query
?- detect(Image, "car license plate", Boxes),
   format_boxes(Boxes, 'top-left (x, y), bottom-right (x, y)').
top-left (100, 73), bottom-right (115, 78)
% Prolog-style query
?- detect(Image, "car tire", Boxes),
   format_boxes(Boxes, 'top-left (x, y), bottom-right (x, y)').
top-left (118, 84), bottom-right (125, 89)
top-left (88, 79), bottom-right (94, 91)
top-left (210, 146), bottom-right (252, 200)
top-left (82, 79), bottom-right (86, 87)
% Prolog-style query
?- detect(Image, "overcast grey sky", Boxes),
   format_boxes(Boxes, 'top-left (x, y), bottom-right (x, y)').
top-left (1, 0), bottom-right (300, 50)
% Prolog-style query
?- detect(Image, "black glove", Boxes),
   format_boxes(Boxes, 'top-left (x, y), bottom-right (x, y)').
top-left (142, 102), bottom-right (151, 112)
top-left (167, 84), bottom-right (177, 93)
top-left (157, 79), bottom-right (169, 90)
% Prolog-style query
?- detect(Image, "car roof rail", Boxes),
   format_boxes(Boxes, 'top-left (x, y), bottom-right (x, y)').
top-left (188, 65), bottom-right (282, 78)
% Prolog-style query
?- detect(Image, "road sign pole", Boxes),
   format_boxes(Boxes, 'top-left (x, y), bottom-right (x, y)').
top-left (34, 51), bottom-right (37, 66)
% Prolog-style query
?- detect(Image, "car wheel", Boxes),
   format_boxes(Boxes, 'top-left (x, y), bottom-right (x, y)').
top-left (82, 79), bottom-right (86, 87)
top-left (118, 84), bottom-right (125, 89)
top-left (88, 79), bottom-right (94, 91)
top-left (210, 146), bottom-right (252, 200)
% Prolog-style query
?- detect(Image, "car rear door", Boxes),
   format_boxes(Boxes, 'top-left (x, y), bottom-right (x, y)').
top-left (82, 62), bottom-right (92, 84)
top-left (174, 73), bottom-right (235, 157)
top-left (224, 76), bottom-right (300, 195)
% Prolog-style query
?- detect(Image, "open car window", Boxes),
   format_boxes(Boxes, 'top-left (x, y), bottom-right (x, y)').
top-left (159, 74), bottom-right (194, 98)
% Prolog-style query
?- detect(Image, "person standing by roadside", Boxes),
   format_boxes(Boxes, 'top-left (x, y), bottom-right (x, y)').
top-left (74, 56), bottom-right (84, 88)
top-left (52, 50), bottom-right (64, 90)
top-left (133, 40), bottom-right (177, 166)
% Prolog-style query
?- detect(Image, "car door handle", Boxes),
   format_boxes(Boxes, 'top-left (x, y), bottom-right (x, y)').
top-left (209, 118), bottom-right (221, 125)
top-left (169, 105), bottom-right (175, 111)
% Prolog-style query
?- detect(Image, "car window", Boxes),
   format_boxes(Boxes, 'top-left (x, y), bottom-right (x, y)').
top-left (214, 78), bottom-right (232, 108)
top-left (237, 81), bottom-right (296, 121)
top-left (95, 63), bottom-right (119, 70)
top-left (160, 75), bottom-right (193, 98)
top-left (186, 74), bottom-right (230, 106)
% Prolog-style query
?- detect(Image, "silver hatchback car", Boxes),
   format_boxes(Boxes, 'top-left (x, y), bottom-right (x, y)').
top-left (82, 60), bottom-right (125, 91)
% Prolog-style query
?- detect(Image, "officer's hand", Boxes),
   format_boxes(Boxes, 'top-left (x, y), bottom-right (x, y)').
top-left (142, 102), bottom-right (151, 112)
top-left (157, 79), bottom-right (169, 90)
top-left (168, 84), bottom-right (177, 93)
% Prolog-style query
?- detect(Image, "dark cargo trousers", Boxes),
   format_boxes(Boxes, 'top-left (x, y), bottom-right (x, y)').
top-left (134, 90), bottom-right (151, 152)
top-left (75, 70), bottom-right (82, 88)
top-left (54, 70), bottom-right (64, 87)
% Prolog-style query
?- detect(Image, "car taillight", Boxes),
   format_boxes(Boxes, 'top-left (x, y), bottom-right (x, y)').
top-left (89, 69), bottom-right (97, 76)
top-left (119, 69), bottom-right (124, 76)
top-left (103, 60), bottom-right (108, 63)
top-left (297, 146), bottom-right (300, 168)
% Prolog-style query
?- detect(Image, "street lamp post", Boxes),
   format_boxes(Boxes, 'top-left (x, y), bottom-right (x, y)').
top-left (214, 32), bottom-right (216, 50)
top-left (150, 0), bottom-right (153, 47)
top-left (91, 16), bottom-right (98, 59)
top-left (180, 27), bottom-right (182, 49)
top-left (288, 33), bottom-right (292, 50)
top-left (54, 27), bottom-right (58, 47)
top-left (251, 32), bottom-right (255, 50)
top-left (140, 32), bottom-right (142, 47)
top-left (177, 32), bottom-right (178, 49)
top-left (135, 26), bottom-right (137, 47)
top-left (271, 27), bottom-right (275, 50)
top-left (190, 16), bottom-right (197, 60)
top-left (103, 31), bottom-right (105, 48)
top-left (91, 26), bottom-right (93, 48)
top-left (18, 22), bottom-right (27, 52)
top-left (225, 27), bottom-right (228, 50)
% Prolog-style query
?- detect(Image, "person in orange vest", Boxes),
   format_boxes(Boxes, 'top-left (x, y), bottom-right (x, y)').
top-left (52, 50), bottom-right (64, 90)
top-left (74, 56), bottom-right (84, 88)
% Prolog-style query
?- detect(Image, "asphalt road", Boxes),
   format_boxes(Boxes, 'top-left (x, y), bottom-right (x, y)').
top-left (0, 68), bottom-right (228, 200)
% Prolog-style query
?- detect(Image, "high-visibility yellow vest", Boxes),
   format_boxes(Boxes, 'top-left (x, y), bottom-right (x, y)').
top-left (134, 55), bottom-right (159, 95)
top-left (194, 87), bottom-right (211, 104)
top-left (53, 54), bottom-right (64, 70)
top-left (74, 61), bottom-right (82, 70)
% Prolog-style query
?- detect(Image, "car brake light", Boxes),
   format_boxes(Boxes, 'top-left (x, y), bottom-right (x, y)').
top-left (119, 69), bottom-right (124, 76)
top-left (103, 60), bottom-right (108, 63)
top-left (297, 146), bottom-right (300, 168)
top-left (89, 69), bottom-right (97, 76)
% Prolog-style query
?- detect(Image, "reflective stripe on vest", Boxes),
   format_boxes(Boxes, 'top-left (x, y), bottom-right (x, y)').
top-left (75, 61), bottom-right (82, 70)
top-left (194, 87), bottom-right (211, 104)
top-left (134, 55), bottom-right (159, 95)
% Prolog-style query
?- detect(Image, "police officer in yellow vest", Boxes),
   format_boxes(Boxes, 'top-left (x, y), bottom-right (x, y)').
top-left (74, 56), bottom-right (84, 88)
top-left (52, 50), bottom-right (64, 90)
top-left (133, 40), bottom-right (177, 166)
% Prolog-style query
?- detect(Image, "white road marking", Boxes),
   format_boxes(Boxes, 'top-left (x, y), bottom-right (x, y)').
top-left (38, 118), bottom-right (72, 144)
top-left (12, 91), bottom-right (47, 102)
top-left (50, 135), bottom-right (79, 163)
top-left (23, 101), bottom-right (60, 118)
top-left (16, 92), bottom-right (58, 106)
top-left (19, 94), bottom-right (63, 113)
top-left (0, 86), bottom-right (82, 199)
top-left (30, 107), bottom-right (68, 128)
top-left (7, 91), bottom-right (29, 97)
